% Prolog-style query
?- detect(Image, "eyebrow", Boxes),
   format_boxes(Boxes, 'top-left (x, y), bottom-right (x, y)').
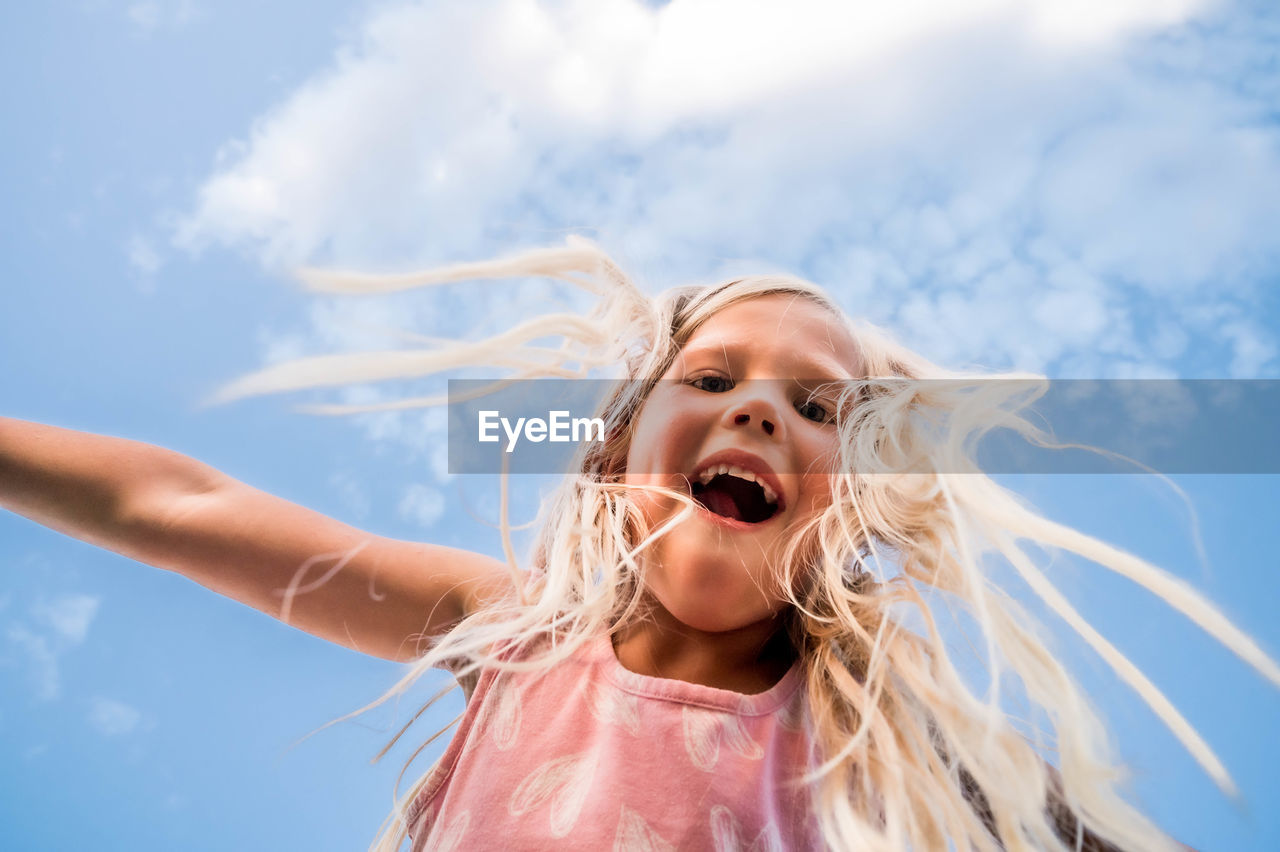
top-left (678, 340), bottom-right (857, 381)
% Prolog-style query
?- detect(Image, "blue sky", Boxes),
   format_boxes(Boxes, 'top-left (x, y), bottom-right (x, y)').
top-left (2, 1), bottom-right (1278, 849)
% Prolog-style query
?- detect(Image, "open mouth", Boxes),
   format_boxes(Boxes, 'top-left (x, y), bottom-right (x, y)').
top-left (691, 464), bottom-right (780, 524)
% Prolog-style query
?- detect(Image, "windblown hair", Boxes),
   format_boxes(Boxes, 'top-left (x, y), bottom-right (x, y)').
top-left (218, 238), bottom-right (1278, 851)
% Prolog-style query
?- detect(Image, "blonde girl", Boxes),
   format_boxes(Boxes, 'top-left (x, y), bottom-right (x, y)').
top-left (1, 240), bottom-right (1274, 850)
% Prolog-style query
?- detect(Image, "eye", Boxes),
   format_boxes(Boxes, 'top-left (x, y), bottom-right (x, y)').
top-left (796, 398), bottom-right (834, 424)
top-left (690, 375), bottom-right (734, 393)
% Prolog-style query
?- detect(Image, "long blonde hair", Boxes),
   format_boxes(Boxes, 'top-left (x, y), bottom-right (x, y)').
top-left (217, 238), bottom-right (1279, 851)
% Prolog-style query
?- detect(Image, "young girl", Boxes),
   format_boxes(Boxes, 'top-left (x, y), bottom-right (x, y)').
top-left (2, 240), bottom-right (1274, 851)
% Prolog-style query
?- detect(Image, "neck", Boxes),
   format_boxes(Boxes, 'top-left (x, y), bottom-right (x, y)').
top-left (611, 595), bottom-right (796, 694)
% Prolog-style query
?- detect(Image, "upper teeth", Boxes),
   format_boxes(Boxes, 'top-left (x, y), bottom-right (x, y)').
top-left (697, 464), bottom-right (778, 505)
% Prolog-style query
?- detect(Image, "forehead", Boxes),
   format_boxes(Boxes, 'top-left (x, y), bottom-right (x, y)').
top-left (680, 294), bottom-right (861, 377)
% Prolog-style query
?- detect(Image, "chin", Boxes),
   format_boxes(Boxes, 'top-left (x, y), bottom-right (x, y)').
top-left (652, 587), bottom-right (777, 635)
top-left (640, 530), bottom-right (785, 633)
top-left (670, 609), bottom-right (753, 634)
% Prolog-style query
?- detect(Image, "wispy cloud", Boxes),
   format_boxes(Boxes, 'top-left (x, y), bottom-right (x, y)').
top-left (126, 2), bottom-right (162, 33)
top-left (126, 0), bottom-right (200, 37)
top-left (33, 594), bottom-right (100, 644)
top-left (4, 594), bottom-right (100, 701)
top-left (6, 626), bottom-right (61, 701)
top-left (88, 696), bottom-right (143, 736)
top-left (126, 234), bottom-right (163, 278)
top-left (174, 0), bottom-right (1280, 420)
top-left (328, 471), bottom-right (371, 521)
top-left (397, 482), bottom-right (446, 529)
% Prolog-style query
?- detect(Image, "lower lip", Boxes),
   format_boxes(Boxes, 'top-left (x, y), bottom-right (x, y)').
top-left (693, 502), bottom-right (780, 530)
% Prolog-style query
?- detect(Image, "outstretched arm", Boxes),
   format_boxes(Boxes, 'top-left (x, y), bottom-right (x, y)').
top-left (0, 416), bottom-right (512, 661)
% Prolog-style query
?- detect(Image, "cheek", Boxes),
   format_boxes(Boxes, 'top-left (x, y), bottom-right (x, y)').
top-left (624, 404), bottom-right (669, 477)
top-left (622, 416), bottom-right (706, 503)
top-left (622, 452), bottom-right (688, 536)
top-left (792, 431), bottom-right (841, 510)
top-left (624, 385), bottom-right (716, 474)
top-left (802, 473), bottom-right (837, 511)
top-left (783, 474), bottom-right (837, 563)
top-left (623, 476), bottom-right (676, 537)
top-left (808, 430), bottom-right (843, 474)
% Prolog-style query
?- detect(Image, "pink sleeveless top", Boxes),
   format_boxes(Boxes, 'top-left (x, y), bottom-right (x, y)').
top-left (406, 634), bottom-right (820, 851)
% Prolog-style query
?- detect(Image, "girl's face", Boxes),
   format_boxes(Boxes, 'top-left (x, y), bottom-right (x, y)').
top-left (624, 294), bottom-right (860, 634)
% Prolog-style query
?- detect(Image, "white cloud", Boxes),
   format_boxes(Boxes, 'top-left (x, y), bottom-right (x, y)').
top-left (126, 0), bottom-right (199, 36)
top-left (1027, 0), bottom-right (1207, 44)
top-left (430, 439), bottom-right (453, 484)
top-left (397, 483), bottom-right (446, 529)
top-left (4, 595), bottom-right (99, 701)
top-left (1222, 320), bottom-right (1278, 379)
top-left (126, 234), bottom-right (163, 277)
top-left (126, 2), bottom-right (161, 34)
top-left (88, 696), bottom-right (142, 736)
top-left (349, 396), bottom-right (446, 463)
top-left (6, 625), bottom-right (60, 701)
top-left (328, 471), bottom-right (371, 520)
top-left (32, 595), bottom-right (99, 645)
top-left (174, 0), bottom-right (1279, 395)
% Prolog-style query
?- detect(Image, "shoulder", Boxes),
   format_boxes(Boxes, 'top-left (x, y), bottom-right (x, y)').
top-left (440, 630), bottom-right (567, 702)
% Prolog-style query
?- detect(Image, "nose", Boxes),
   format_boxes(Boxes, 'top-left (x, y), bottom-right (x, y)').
top-left (723, 387), bottom-right (784, 439)
top-left (733, 412), bottom-right (773, 435)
